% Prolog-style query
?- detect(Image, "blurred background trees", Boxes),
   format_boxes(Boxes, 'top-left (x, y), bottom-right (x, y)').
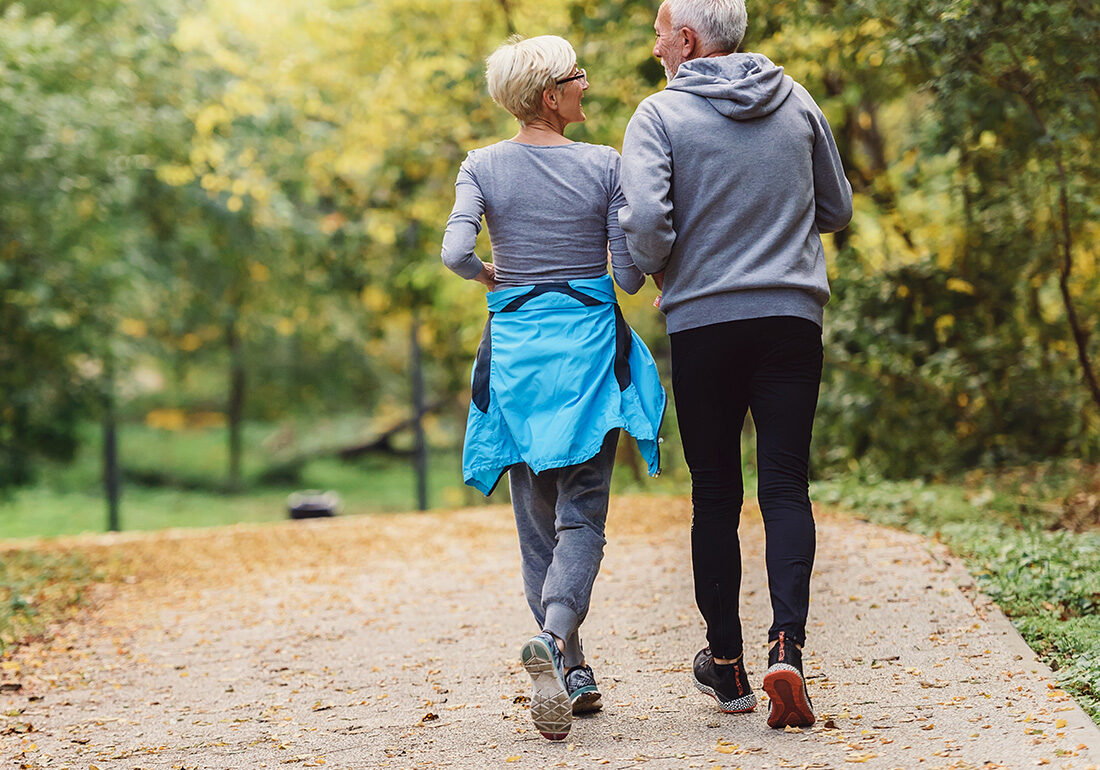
top-left (0, 0), bottom-right (1097, 529)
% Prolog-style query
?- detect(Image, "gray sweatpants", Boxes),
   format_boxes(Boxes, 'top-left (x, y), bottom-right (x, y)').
top-left (509, 429), bottom-right (619, 669)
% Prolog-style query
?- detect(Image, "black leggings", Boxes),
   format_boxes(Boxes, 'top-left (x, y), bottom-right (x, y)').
top-left (670, 316), bottom-right (823, 658)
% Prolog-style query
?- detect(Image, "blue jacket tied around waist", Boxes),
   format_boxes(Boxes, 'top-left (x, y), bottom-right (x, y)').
top-left (463, 275), bottom-right (666, 495)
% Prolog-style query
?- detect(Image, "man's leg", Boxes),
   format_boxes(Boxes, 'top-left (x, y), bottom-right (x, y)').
top-left (671, 323), bottom-right (751, 660)
top-left (748, 316), bottom-right (823, 647)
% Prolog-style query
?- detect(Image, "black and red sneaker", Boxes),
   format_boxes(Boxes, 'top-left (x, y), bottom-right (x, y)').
top-left (692, 648), bottom-right (757, 713)
top-left (762, 631), bottom-right (815, 728)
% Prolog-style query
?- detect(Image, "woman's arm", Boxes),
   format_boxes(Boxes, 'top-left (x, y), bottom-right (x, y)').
top-left (441, 160), bottom-right (494, 281)
top-left (607, 153), bottom-right (645, 295)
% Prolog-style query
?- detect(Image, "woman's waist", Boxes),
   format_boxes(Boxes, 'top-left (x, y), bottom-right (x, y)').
top-left (493, 264), bottom-right (610, 288)
top-left (486, 274), bottom-right (619, 313)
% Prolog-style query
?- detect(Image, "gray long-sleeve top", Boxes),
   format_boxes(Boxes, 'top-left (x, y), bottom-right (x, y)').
top-left (620, 53), bottom-right (853, 333)
top-left (441, 141), bottom-right (645, 294)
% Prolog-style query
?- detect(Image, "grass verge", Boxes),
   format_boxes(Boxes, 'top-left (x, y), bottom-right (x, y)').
top-left (0, 549), bottom-right (102, 653)
top-left (813, 472), bottom-right (1100, 724)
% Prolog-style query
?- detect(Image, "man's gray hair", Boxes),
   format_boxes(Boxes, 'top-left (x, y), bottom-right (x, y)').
top-left (667, 0), bottom-right (748, 53)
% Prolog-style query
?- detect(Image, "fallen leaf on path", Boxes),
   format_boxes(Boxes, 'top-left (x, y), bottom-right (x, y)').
top-left (1, 722), bottom-right (33, 734)
top-left (845, 753), bottom-right (876, 763)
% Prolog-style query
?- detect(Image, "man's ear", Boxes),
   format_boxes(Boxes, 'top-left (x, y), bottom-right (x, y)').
top-left (681, 26), bottom-right (700, 59)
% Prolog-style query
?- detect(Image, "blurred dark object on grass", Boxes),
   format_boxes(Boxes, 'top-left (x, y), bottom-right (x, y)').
top-left (287, 490), bottom-right (340, 520)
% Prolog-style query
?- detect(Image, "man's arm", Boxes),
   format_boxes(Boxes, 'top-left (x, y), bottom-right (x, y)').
top-left (807, 101), bottom-right (853, 234)
top-left (619, 100), bottom-right (676, 275)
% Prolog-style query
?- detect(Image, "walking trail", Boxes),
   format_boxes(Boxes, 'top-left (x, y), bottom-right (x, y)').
top-left (3, 495), bottom-right (1099, 769)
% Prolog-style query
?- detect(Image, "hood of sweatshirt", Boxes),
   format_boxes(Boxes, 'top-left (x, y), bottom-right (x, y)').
top-left (665, 52), bottom-right (793, 120)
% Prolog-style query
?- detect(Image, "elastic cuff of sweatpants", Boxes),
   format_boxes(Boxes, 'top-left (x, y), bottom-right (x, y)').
top-left (543, 602), bottom-right (581, 644)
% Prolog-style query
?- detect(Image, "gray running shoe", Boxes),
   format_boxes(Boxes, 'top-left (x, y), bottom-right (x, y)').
top-left (566, 664), bottom-right (602, 714)
top-left (520, 632), bottom-right (572, 740)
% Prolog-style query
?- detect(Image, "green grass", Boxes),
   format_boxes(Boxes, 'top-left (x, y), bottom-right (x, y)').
top-left (0, 454), bottom-right (484, 540)
top-left (0, 418), bottom-right (499, 540)
top-left (813, 472), bottom-right (1100, 723)
top-left (0, 417), bottom-right (698, 540)
top-left (0, 549), bottom-right (99, 651)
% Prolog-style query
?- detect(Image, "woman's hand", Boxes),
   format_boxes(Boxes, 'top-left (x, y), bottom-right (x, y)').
top-left (474, 261), bottom-right (498, 291)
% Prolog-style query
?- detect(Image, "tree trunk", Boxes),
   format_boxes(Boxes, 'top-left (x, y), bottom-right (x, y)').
top-left (497, 0), bottom-right (516, 35)
top-left (103, 356), bottom-right (121, 532)
top-left (996, 51), bottom-right (1100, 411)
top-left (226, 315), bottom-right (245, 491)
top-left (410, 309), bottom-right (429, 511)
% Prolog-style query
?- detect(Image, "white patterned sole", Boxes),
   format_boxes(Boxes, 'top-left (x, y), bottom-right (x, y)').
top-left (521, 638), bottom-right (572, 740)
top-left (694, 679), bottom-right (758, 713)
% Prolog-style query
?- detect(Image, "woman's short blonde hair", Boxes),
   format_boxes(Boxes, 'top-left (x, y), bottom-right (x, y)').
top-left (486, 35), bottom-right (577, 125)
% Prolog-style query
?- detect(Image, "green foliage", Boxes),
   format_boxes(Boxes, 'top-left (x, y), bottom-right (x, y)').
top-left (816, 254), bottom-right (1096, 475)
top-left (1, 0), bottom-right (1098, 496)
top-left (0, 5), bottom-right (141, 486)
top-left (790, 0), bottom-right (1100, 477)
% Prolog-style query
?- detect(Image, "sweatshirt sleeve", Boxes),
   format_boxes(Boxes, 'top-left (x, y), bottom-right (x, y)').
top-left (441, 157), bottom-right (488, 280)
top-left (619, 100), bottom-right (676, 275)
top-left (806, 99), bottom-right (853, 234)
top-left (606, 151), bottom-right (645, 295)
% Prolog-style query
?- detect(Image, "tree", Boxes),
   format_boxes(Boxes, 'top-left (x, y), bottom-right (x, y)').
top-left (0, 5), bottom-right (166, 495)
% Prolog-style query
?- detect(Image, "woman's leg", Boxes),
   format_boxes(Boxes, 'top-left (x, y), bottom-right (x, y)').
top-left (539, 429), bottom-right (619, 669)
top-left (510, 463), bottom-right (560, 632)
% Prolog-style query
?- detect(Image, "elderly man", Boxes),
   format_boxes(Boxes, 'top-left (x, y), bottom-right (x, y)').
top-left (619, 0), bottom-right (852, 729)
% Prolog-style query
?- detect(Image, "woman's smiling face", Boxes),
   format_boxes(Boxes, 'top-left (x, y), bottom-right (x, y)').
top-left (556, 66), bottom-right (589, 124)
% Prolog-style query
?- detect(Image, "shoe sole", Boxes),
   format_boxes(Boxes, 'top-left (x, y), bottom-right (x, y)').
top-left (571, 688), bottom-right (602, 714)
top-left (521, 637), bottom-right (571, 740)
top-left (693, 679), bottom-right (757, 713)
top-left (762, 665), bottom-right (815, 728)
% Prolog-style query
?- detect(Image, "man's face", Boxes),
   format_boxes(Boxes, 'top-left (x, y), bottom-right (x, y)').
top-left (652, 3), bottom-right (683, 82)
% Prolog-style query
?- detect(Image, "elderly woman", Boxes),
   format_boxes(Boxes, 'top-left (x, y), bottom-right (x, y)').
top-left (441, 35), bottom-right (665, 741)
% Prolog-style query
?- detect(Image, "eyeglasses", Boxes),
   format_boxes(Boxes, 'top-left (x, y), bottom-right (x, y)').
top-left (555, 68), bottom-right (587, 85)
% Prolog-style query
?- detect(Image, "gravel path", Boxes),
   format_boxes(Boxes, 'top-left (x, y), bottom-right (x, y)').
top-left (3, 496), bottom-right (1099, 769)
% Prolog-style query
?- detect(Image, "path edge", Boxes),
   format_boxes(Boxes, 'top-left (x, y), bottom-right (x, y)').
top-left (930, 539), bottom-right (1100, 748)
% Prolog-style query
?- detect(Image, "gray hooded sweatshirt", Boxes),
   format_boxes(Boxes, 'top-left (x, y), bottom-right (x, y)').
top-left (619, 53), bottom-right (853, 333)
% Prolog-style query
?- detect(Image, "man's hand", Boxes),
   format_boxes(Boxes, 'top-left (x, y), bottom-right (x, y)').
top-left (651, 271), bottom-right (665, 291)
top-left (474, 262), bottom-right (497, 291)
